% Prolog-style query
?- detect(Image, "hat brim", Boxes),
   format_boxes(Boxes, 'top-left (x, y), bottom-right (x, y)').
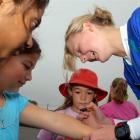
top-left (59, 81), bottom-right (107, 102)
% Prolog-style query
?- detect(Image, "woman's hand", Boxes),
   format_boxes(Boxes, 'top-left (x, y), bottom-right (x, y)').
top-left (83, 125), bottom-right (116, 140)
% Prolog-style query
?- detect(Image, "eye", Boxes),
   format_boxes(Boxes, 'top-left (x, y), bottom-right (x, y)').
top-left (72, 89), bottom-right (80, 94)
top-left (75, 91), bottom-right (80, 94)
top-left (30, 21), bottom-right (38, 31)
top-left (90, 51), bottom-right (96, 56)
top-left (23, 63), bottom-right (31, 70)
top-left (30, 19), bottom-right (41, 31)
top-left (73, 90), bottom-right (81, 94)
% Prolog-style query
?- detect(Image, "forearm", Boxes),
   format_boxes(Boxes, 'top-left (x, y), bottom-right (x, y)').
top-left (43, 111), bottom-right (94, 139)
top-left (20, 104), bottom-right (94, 139)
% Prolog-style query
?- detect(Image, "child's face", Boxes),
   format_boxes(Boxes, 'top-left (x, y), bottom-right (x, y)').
top-left (71, 85), bottom-right (96, 112)
top-left (0, 3), bottom-right (45, 59)
top-left (0, 53), bottom-right (39, 92)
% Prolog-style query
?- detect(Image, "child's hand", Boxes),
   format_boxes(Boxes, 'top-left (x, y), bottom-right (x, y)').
top-left (80, 111), bottom-right (101, 128)
top-left (77, 111), bottom-right (89, 121)
top-left (77, 103), bottom-right (99, 128)
top-left (78, 102), bottom-right (112, 128)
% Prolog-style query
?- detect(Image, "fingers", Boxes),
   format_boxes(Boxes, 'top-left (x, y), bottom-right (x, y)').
top-left (87, 102), bottom-right (99, 111)
top-left (77, 112), bottom-right (89, 121)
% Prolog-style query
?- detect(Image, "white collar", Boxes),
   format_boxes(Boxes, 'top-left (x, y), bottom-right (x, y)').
top-left (120, 24), bottom-right (132, 65)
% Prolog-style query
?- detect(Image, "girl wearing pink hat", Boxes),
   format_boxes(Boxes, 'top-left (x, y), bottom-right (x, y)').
top-left (37, 68), bottom-right (108, 140)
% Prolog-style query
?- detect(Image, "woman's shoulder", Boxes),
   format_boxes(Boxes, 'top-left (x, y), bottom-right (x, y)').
top-left (132, 7), bottom-right (140, 16)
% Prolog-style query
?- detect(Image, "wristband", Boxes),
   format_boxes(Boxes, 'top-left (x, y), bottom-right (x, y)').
top-left (115, 122), bottom-right (131, 140)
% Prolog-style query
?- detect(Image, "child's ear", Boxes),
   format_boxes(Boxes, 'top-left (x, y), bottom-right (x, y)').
top-left (83, 21), bottom-right (94, 32)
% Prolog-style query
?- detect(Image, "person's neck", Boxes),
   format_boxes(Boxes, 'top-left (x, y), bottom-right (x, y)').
top-left (107, 27), bottom-right (127, 57)
top-left (71, 106), bottom-right (79, 113)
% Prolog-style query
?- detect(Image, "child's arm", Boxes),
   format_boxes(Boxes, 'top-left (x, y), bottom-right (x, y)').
top-left (20, 103), bottom-right (94, 139)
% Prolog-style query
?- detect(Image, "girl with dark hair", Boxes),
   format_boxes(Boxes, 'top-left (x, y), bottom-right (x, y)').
top-left (0, 0), bottom-right (49, 60)
top-left (0, 39), bottom-right (95, 140)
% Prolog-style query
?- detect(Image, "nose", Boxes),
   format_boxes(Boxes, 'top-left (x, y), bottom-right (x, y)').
top-left (26, 71), bottom-right (32, 81)
top-left (80, 93), bottom-right (87, 101)
top-left (80, 55), bottom-right (88, 63)
top-left (26, 35), bottom-right (33, 48)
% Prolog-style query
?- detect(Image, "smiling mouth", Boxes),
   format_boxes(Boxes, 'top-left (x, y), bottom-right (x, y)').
top-left (90, 51), bottom-right (98, 61)
top-left (88, 59), bottom-right (96, 62)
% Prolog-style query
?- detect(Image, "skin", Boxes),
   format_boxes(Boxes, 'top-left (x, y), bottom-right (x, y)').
top-left (78, 102), bottom-right (112, 129)
top-left (70, 85), bottom-right (96, 113)
top-left (20, 103), bottom-right (94, 139)
top-left (67, 22), bottom-right (126, 63)
top-left (0, 53), bottom-right (95, 139)
top-left (0, 0), bottom-right (45, 59)
top-left (0, 53), bottom-right (39, 92)
top-left (83, 125), bottom-right (116, 140)
top-left (36, 85), bottom-right (97, 139)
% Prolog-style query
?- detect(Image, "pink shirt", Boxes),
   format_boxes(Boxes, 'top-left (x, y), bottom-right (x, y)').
top-left (37, 107), bottom-right (78, 140)
top-left (100, 100), bottom-right (139, 121)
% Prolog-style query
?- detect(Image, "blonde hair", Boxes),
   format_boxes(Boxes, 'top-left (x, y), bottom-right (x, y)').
top-left (110, 77), bottom-right (128, 104)
top-left (63, 7), bottom-right (114, 71)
